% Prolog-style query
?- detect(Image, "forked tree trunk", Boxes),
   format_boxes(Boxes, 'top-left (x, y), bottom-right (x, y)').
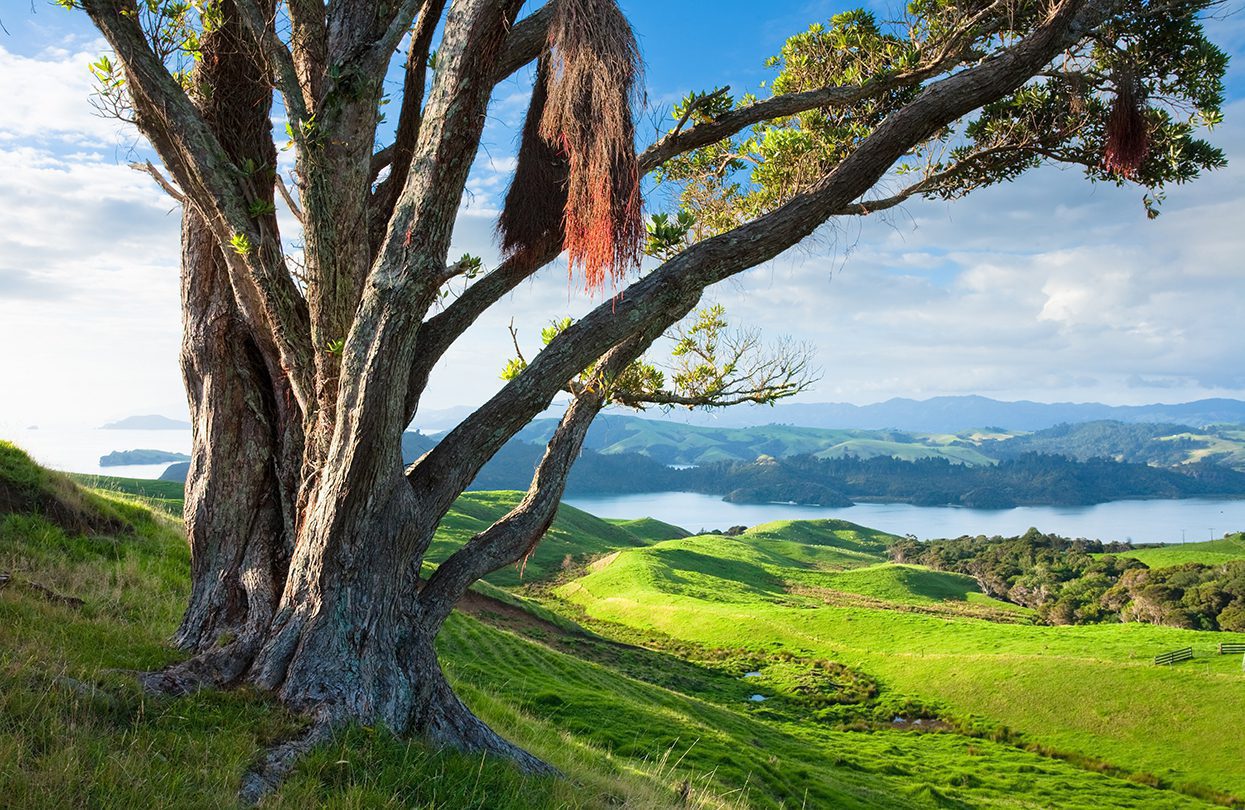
top-left (153, 0), bottom-right (551, 771)
top-left (154, 0), bottom-right (303, 692)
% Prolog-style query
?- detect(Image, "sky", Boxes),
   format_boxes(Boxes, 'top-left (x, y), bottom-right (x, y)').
top-left (0, 0), bottom-right (1243, 432)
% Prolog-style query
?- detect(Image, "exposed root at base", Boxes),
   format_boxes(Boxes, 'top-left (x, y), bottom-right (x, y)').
top-left (137, 643), bottom-right (260, 697)
top-left (239, 720), bottom-right (334, 806)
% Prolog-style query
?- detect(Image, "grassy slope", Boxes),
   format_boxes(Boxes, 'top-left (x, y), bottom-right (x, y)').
top-left (604, 516), bottom-right (692, 542)
top-left (2, 445), bottom-right (1238, 808)
top-left (558, 525), bottom-right (1245, 803)
top-left (6, 505), bottom-right (1211, 810)
top-left (428, 491), bottom-right (672, 587)
top-left (1113, 533), bottom-right (1245, 567)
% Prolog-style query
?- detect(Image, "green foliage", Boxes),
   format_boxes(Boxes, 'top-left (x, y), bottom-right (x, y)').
top-left (671, 87), bottom-right (734, 127)
top-left (892, 529), bottom-right (1245, 630)
top-left (246, 199), bottom-right (276, 218)
top-left (655, 0), bottom-right (1227, 232)
top-left (643, 210), bottom-right (695, 261)
top-left (228, 233), bottom-right (253, 256)
top-left (498, 356), bottom-right (527, 382)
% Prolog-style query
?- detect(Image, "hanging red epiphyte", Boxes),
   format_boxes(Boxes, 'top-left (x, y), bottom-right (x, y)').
top-left (498, 55), bottom-right (569, 261)
top-left (1102, 73), bottom-right (1150, 179)
top-left (538, 0), bottom-right (644, 293)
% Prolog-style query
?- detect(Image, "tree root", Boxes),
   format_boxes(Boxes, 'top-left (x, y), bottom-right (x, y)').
top-left (137, 642), bottom-right (260, 697)
top-left (239, 720), bottom-right (334, 806)
top-left (5, 574), bottom-right (86, 608)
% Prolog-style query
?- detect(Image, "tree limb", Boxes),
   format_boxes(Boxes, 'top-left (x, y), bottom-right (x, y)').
top-left (129, 160), bottom-right (185, 203)
top-left (82, 0), bottom-right (316, 412)
top-left (406, 0), bottom-right (1116, 524)
top-left (368, 1), bottom-right (554, 184)
top-left (417, 388), bottom-right (605, 631)
top-left (234, 0), bottom-right (312, 126)
top-left (369, 0), bottom-right (450, 254)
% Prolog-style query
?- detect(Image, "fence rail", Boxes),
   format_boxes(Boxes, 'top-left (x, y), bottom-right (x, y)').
top-left (1154, 647), bottom-right (1193, 666)
top-left (1218, 643), bottom-right (1245, 655)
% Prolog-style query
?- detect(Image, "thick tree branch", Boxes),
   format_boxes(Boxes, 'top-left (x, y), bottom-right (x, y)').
top-left (405, 237), bottom-right (563, 419)
top-left (369, 0), bottom-right (450, 254)
top-left (286, 0), bottom-right (328, 105)
top-left (368, 1), bottom-right (554, 185)
top-left (235, 0), bottom-right (311, 125)
top-left (492, 1), bottom-right (554, 82)
top-left (407, 0), bottom-right (1117, 524)
top-left (417, 387), bottom-right (606, 630)
top-left (82, 0), bottom-right (316, 412)
top-left (637, 25), bottom-right (984, 173)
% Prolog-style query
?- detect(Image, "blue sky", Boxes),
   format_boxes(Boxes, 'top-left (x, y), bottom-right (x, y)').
top-left (0, 0), bottom-right (1243, 430)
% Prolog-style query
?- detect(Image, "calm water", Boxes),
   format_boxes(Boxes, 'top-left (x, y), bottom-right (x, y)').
top-left (564, 491), bottom-right (1245, 544)
top-left (3, 428), bottom-right (192, 479)
top-left (9, 428), bottom-right (1243, 544)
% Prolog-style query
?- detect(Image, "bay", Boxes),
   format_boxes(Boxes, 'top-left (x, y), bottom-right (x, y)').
top-left (8, 428), bottom-right (1244, 544)
top-left (3, 428), bottom-right (193, 479)
top-left (563, 490), bottom-right (1245, 544)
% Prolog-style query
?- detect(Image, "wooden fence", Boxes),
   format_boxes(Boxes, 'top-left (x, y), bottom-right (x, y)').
top-left (1153, 647), bottom-right (1193, 666)
top-left (1218, 642), bottom-right (1245, 655)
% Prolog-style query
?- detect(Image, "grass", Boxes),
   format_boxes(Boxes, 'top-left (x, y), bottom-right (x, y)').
top-left (603, 516), bottom-right (691, 543)
top-left (426, 491), bottom-right (672, 587)
top-left (2, 444), bottom-right (1240, 808)
top-left (1112, 533), bottom-right (1245, 567)
top-left (557, 528), bottom-right (1245, 804)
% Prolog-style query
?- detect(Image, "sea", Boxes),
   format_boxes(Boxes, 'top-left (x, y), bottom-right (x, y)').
top-left (7, 426), bottom-right (1244, 544)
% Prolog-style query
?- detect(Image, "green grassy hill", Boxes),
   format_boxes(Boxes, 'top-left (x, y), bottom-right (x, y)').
top-left (518, 415), bottom-right (998, 467)
top-left (1113, 533), bottom-right (1245, 567)
top-left (558, 524), bottom-right (1245, 805)
top-left (3, 441), bottom-right (1242, 808)
top-left (517, 414), bottom-right (1245, 471)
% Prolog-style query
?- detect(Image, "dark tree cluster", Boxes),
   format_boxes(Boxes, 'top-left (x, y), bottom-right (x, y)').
top-left (679, 453), bottom-right (1245, 507)
top-left (891, 529), bottom-right (1245, 630)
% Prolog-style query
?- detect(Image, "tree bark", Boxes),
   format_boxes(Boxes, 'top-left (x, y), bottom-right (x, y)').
top-left (81, 0), bottom-right (1158, 793)
top-left (149, 0), bottom-right (303, 693)
top-left (169, 211), bottom-right (299, 686)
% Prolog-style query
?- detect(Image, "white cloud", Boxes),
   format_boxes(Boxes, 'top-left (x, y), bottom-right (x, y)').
top-left (3, 14), bottom-right (1245, 437)
top-left (0, 42), bottom-right (183, 431)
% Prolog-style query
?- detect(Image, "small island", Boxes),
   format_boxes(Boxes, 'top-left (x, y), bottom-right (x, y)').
top-left (99, 449), bottom-right (191, 467)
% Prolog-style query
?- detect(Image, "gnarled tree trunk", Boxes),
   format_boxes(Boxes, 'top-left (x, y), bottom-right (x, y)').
top-left (73, 0), bottom-right (1206, 798)
top-left (151, 0), bottom-right (302, 693)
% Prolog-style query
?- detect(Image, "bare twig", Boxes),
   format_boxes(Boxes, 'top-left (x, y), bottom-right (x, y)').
top-left (129, 160), bottom-right (185, 204)
top-left (275, 174), bottom-right (303, 223)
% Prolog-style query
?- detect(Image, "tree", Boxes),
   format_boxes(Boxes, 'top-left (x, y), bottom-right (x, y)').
top-left (64, 0), bottom-right (1226, 796)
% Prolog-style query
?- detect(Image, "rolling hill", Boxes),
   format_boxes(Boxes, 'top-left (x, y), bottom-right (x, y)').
top-left (646, 395), bottom-right (1245, 432)
top-left (518, 414), bottom-right (998, 467)
top-left (1113, 534), bottom-right (1245, 568)
top-left (4, 441), bottom-right (1243, 807)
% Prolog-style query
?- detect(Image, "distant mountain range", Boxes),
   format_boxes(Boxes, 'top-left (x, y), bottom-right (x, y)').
top-left (116, 396), bottom-right (1245, 436)
top-left (638, 396), bottom-right (1245, 433)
